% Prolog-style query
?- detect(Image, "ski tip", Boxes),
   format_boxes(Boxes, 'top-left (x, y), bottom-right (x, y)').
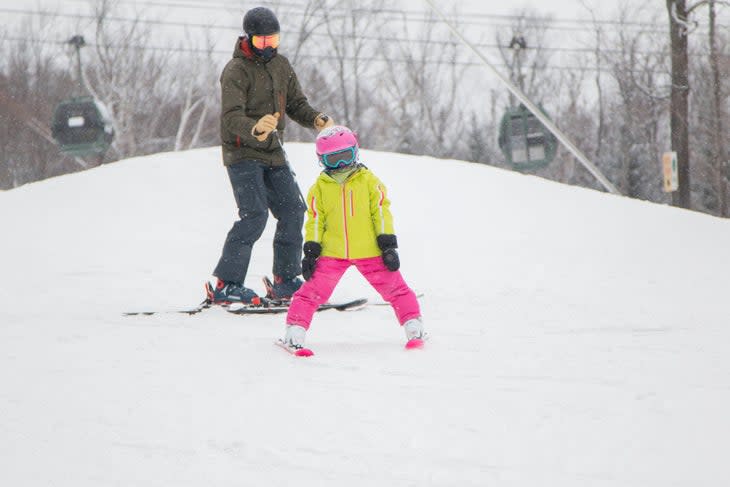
top-left (276, 339), bottom-right (315, 357)
top-left (405, 338), bottom-right (425, 350)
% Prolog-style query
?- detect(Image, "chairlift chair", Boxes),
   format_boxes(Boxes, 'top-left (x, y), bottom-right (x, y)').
top-left (51, 96), bottom-right (114, 157)
top-left (498, 104), bottom-right (557, 171)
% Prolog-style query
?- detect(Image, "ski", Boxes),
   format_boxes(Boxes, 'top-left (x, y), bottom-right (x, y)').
top-left (123, 300), bottom-right (212, 316)
top-left (405, 338), bottom-right (426, 349)
top-left (123, 298), bottom-right (367, 317)
top-left (275, 336), bottom-right (425, 357)
top-left (275, 339), bottom-right (314, 357)
top-left (226, 297), bottom-right (367, 315)
top-left (123, 297), bottom-right (367, 317)
top-left (123, 280), bottom-right (368, 317)
top-left (276, 334), bottom-right (427, 358)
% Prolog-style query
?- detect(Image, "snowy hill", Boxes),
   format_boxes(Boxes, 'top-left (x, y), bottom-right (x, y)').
top-left (1, 145), bottom-right (729, 486)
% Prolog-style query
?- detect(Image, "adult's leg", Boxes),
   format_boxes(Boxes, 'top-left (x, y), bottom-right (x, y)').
top-left (265, 165), bottom-right (306, 280)
top-left (213, 161), bottom-right (269, 284)
top-left (286, 257), bottom-right (350, 330)
top-left (355, 257), bottom-right (421, 325)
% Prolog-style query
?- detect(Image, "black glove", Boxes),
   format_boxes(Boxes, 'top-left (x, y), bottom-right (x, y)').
top-left (377, 234), bottom-right (400, 272)
top-left (302, 241), bottom-right (322, 281)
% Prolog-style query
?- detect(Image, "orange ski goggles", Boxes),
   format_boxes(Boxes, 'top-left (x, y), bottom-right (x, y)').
top-left (251, 33), bottom-right (280, 50)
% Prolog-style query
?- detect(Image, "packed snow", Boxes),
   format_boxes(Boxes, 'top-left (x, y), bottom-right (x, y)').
top-left (1, 145), bottom-right (729, 486)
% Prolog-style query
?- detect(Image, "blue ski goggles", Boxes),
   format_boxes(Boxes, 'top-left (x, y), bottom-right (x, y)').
top-left (319, 147), bottom-right (357, 169)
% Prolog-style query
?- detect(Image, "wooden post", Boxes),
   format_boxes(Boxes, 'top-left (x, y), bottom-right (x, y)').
top-left (667, 0), bottom-right (691, 209)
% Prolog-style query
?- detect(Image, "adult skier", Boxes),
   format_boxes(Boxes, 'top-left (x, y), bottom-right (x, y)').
top-left (208, 6), bottom-right (334, 304)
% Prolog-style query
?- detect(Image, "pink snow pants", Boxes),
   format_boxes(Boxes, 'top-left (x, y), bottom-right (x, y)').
top-left (286, 256), bottom-right (421, 330)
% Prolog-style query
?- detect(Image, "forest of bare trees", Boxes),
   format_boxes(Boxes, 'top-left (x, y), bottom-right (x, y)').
top-left (1, 0), bottom-right (728, 217)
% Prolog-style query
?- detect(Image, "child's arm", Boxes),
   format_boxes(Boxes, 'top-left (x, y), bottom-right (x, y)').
top-left (304, 183), bottom-right (325, 244)
top-left (369, 175), bottom-right (400, 271)
top-left (302, 183), bottom-right (325, 280)
top-left (369, 175), bottom-right (395, 236)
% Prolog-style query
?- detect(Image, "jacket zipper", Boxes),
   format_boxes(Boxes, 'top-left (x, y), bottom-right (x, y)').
top-left (342, 185), bottom-right (350, 259)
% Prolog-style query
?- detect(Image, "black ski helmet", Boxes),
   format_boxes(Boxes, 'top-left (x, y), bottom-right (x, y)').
top-left (243, 7), bottom-right (280, 36)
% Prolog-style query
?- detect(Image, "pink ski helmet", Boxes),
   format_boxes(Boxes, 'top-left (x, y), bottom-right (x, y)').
top-left (315, 125), bottom-right (360, 169)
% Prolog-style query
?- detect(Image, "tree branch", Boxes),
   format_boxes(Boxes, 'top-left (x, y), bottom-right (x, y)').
top-left (670, 1), bottom-right (698, 35)
top-left (687, 0), bottom-right (730, 14)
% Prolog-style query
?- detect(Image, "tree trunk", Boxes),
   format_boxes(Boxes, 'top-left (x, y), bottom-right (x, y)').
top-left (708, 0), bottom-right (727, 216)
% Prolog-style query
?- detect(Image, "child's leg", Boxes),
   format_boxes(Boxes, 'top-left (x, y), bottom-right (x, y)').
top-left (354, 257), bottom-right (421, 325)
top-left (286, 257), bottom-right (350, 330)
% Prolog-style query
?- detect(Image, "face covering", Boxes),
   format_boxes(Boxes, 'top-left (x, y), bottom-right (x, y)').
top-left (255, 46), bottom-right (277, 61)
top-left (249, 35), bottom-right (278, 61)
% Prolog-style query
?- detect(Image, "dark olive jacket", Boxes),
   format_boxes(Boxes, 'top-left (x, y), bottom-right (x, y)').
top-left (220, 37), bottom-right (321, 166)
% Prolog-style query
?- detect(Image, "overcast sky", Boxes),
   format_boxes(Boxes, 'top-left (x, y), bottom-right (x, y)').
top-left (0, 0), bottom-right (656, 24)
top-left (0, 0), bottom-right (674, 47)
top-left (1, 0), bottom-right (724, 84)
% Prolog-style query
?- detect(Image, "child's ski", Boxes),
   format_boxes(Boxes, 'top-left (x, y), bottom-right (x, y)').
top-left (275, 339), bottom-right (314, 357)
top-left (405, 338), bottom-right (426, 349)
top-left (276, 336), bottom-right (426, 357)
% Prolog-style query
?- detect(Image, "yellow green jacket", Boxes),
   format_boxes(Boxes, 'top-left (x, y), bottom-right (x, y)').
top-left (304, 166), bottom-right (395, 259)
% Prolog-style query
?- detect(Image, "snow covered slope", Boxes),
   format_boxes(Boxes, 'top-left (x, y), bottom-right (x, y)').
top-left (1, 145), bottom-right (729, 486)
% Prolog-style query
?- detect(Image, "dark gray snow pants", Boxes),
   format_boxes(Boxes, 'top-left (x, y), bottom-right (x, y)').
top-left (213, 160), bottom-right (306, 284)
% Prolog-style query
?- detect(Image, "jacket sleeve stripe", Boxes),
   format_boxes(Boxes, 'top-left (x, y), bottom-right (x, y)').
top-left (310, 195), bottom-right (319, 242)
top-left (377, 184), bottom-right (386, 234)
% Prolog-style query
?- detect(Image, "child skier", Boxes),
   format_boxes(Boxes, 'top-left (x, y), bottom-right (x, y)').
top-left (278, 125), bottom-right (426, 356)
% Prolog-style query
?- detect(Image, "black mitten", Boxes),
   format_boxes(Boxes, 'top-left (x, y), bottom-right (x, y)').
top-left (377, 234), bottom-right (400, 271)
top-left (302, 241), bottom-right (322, 281)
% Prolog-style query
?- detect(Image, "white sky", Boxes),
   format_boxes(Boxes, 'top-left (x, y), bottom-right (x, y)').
top-left (0, 0), bottom-right (661, 30)
top-left (0, 0), bottom-right (674, 65)
top-left (0, 0), bottom-right (625, 17)
top-left (1, 0), bottom-right (725, 113)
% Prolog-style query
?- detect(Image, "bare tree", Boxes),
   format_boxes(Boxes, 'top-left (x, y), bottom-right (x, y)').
top-left (579, 1), bottom-right (608, 162)
top-left (172, 30), bottom-right (219, 151)
top-left (85, 0), bottom-right (175, 158)
top-left (549, 66), bottom-right (594, 188)
top-left (0, 12), bottom-right (85, 189)
top-left (689, 0), bottom-right (729, 215)
top-left (495, 10), bottom-right (557, 107)
top-left (319, 0), bottom-right (386, 129)
top-left (687, 29), bottom-right (729, 215)
top-left (706, 0), bottom-right (727, 215)
top-left (285, 0), bottom-right (327, 65)
top-left (605, 10), bottom-right (669, 200)
top-left (377, 8), bottom-right (470, 158)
